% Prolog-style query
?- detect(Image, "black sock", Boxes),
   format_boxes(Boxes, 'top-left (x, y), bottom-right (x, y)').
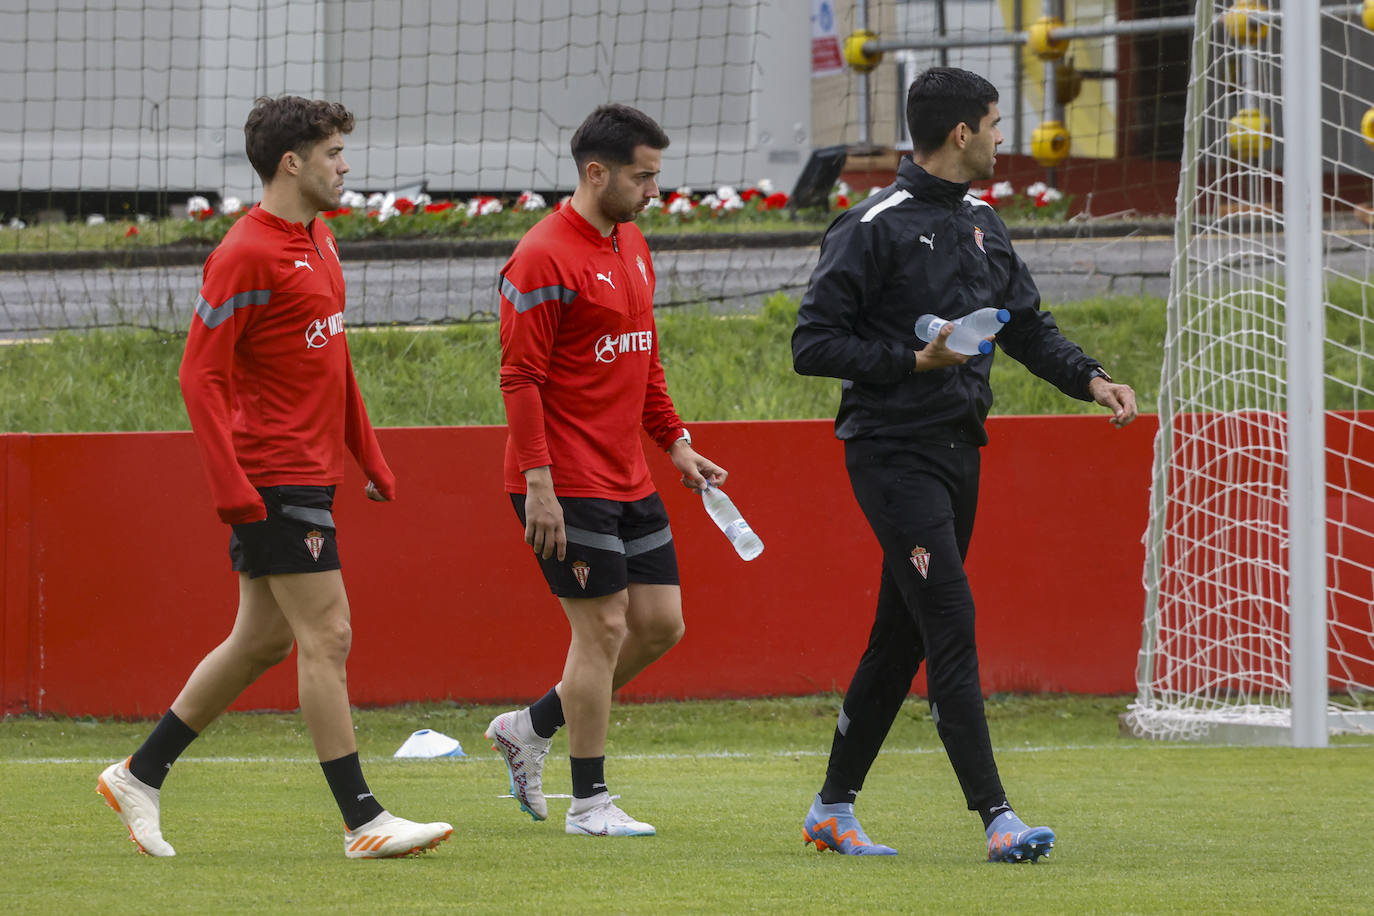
top-left (570, 755), bottom-right (607, 800)
top-left (819, 777), bottom-right (859, 807)
top-left (320, 752), bottom-right (385, 831)
top-left (528, 687), bottom-right (565, 739)
top-left (128, 710), bottom-right (199, 789)
top-left (978, 798), bottom-right (1013, 830)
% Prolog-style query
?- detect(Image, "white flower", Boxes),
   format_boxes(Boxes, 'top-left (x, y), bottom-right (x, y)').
top-left (756, 179), bottom-right (775, 194)
top-left (366, 192), bottom-right (387, 210)
top-left (1025, 181), bottom-right (1049, 198)
top-left (516, 191), bottom-right (546, 211)
top-left (867, 186), bottom-right (885, 198)
top-left (667, 196), bottom-right (695, 215)
top-left (136, 213), bottom-right (151, 223)
top-left (185, 195), bottom-right (211, 216)
top-left (414, 192), bottom-right (432, 207)
top-left (6, 217), bottom-right (25, 230)
top-left (675, 185), bottom-right (694, 198)
top-left (700, 193), bottom-right (722, 210)
top-left (720, 195), bottom-right (744, 211)
top-left (374, 192), bottom-right (398, 222)
top-left (465, 196), bottom-right (502, 216)
top-left (715, 185), bottom-right (739, 201)
top-left (835, 180), bottom-right (851, 196)
top-left (1039, 187), bottom-right (1063, 202)
top-left (340, 190), bottom-right (367, 209)
top-left (991, 181), bottom-right (1015, 200)
top-left (642, 197), bottom-right (663, 210)
top-left (220, 196), bottom-right (242, 214)
top-left (86, 213), bottom-right (106, 225)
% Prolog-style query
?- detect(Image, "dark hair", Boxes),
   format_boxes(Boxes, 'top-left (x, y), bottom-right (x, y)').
top-left (570, 104), bottom-right (670, 175)
top-left (905, 68), bottom-right (999, 156)
top-left (244, 96), bottom-right (356, 183)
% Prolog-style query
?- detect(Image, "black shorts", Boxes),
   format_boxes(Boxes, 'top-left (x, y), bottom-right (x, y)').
top-left (511, 492), bottom-right (679, 599)
top-left (229, 485), bottom-right (341, 579)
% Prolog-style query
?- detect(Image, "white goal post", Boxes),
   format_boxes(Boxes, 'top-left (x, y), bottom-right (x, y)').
top-left (1128, 0), bottom-right (1374, 745)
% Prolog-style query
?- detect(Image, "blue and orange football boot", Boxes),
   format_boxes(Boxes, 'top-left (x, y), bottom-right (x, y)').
top-left (985, 810), bottom-right (1055, 863)
top-left (802, 794), bottom-right (897, 856)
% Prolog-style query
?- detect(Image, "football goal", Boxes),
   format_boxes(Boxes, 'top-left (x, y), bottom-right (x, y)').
top-left (1129, 0), bottom-right (1374, 745)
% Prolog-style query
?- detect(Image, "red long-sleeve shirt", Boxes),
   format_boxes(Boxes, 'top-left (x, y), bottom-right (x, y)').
top-left (499, 205), bottom-right (685, 499)
top-left (179, 205), bottom-right (394, 524)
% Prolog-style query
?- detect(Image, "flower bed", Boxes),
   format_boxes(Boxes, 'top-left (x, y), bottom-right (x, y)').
top-left (1, 180), bottom-right (1074, 253)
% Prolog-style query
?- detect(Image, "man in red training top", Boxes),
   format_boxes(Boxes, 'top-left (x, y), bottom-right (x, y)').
top-left (96, 95), bottom-right (451, 859)
top-left (487, 104), bottom-right (726, 837)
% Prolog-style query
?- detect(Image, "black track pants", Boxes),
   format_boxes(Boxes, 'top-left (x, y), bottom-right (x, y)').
top-left (824, 437), bottom-right (1005, 811)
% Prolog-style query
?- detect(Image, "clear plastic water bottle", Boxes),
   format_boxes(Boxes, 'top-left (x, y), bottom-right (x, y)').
top-left (913, 314), bottom-right (994, 356)
top-left (700, 483), bottom-right (764, 561)
top-left (914, 308), bottom-right (1009, 356)
top-left (957, 307), bottom-right (1011, 337)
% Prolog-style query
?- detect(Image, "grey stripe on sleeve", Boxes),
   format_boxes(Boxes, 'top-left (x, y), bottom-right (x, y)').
top-left (564, 525), bottom-right (625, 554)
top-left (280, 505), bottom-right (336, 529)
top-left (194, 289), bottom-right (273, 329)
top-left (623, 525), bottom-right (672, 558)
top-left (500, 276), bottom-right (577, 314)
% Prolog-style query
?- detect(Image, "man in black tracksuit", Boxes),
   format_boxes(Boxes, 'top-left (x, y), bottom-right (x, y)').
top-left (792, 67), bottom-right (1138, 862)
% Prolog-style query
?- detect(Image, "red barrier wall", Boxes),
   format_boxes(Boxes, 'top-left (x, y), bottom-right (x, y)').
top-left (0, 416), bottom-right (1157, 717)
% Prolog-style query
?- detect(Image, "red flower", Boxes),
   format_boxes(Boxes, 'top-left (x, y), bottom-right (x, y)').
top-left (124, 225), bottom-right (139, 237)
top-left (424, 201), bottom-right (455, 213)
top-left (835, 194), bottom-right (850, 209)
top-left (762, 192), bottom-right (789, 210)
top-left (394, 197), bottom-right (416, 215)
top-left (740, 188), bottom-right (761, 202)
top-left (321, 207), bottom-right (352, 219)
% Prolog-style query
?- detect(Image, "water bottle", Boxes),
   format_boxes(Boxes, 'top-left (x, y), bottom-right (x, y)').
top-left (700, 483), bottom-right (764, 561)
top-left (914, 314), bottom-right (993, 355)
top-left (914, 307), bottom-right (1009, 356)
top-left (957, 307), bottom-right (1011, 337)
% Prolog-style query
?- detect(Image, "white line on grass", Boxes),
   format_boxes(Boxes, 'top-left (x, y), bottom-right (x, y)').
top-left (8, 741), bottom-right (1369, 767)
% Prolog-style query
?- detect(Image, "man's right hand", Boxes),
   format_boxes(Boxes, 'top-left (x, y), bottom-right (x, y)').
top-left (914, 322), bottom-right (980, 372)
top-left (523, 466), bottom-right (566, 561)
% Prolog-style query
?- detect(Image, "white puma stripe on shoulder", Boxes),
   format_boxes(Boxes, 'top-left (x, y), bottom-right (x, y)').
top-left (860, 189), bottom-right (914, 223)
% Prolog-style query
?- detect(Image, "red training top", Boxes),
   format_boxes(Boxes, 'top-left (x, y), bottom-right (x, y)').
top-left (499, 205), bottom-right (685, 499)
top-left (179, 205), bottom-right (394, 524)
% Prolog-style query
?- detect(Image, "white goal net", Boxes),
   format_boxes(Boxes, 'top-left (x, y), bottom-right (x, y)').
top-left (1129, 0), bottom-right (1374, 741)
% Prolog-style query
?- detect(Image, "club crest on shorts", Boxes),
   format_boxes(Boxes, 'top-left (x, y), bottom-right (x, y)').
top-left (973, 226), bottom-right (986, 253)
top-left (909, 546), bottom-right (930, 579)
top-left (304, 529), bottom-right (325, 561)
top-left (571, 560), bottom-right (591, 590)
top-left (636, 254), bottom-right (647, 285)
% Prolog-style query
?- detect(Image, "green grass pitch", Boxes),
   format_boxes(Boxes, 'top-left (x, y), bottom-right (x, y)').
top-left (1, 696), bottom-right (1370, 914)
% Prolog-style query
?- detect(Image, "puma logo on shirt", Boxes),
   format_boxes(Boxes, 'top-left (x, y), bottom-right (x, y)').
top-left (596, 271), bottom-right (615, 289)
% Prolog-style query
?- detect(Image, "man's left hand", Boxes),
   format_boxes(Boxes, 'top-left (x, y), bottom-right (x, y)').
top-left (365, 480), bottom-right (389, 501)
top-left (669, 440), bottom-right (727, 491)
top-left (1089, 377), bottom-right (1139, 429)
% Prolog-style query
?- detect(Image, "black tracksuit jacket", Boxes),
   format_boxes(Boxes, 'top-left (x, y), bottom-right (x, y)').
top-left (792, 157), bottom-right (1105, 447)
